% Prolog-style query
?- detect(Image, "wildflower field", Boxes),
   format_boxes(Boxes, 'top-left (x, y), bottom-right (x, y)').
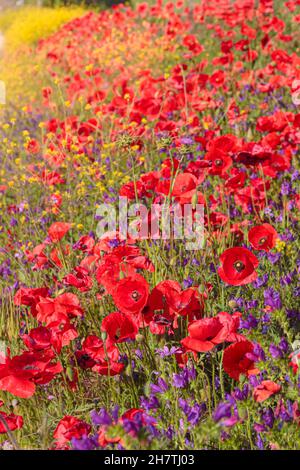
top-left (0, 0), bottom-right (300, 451)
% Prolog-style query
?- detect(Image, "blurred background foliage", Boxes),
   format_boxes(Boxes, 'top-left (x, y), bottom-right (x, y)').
top-left (0, 0), bottom-right (130, 10)
top-left (0, 6), bottom-right (86, 48)
top-left (43, 0), bottom-right (128, 6)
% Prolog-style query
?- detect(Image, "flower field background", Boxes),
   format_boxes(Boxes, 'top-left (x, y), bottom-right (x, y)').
top-left (0, 0), bottom-right (300, 450)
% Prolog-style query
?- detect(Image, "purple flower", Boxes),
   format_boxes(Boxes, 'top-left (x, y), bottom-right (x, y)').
top-left (281, 181), bottom-right (291, 196)
top-left (156, 345), bottom-right (181, 358)
top-left (233, 384), bottom-right (249, 401)
top-left (279, 337), bottom-right (288, 354)
top-left (183, 276), bottom-right (193, 288)
top-left (172, 373), bottom-right (186, 388)
top-left (280, 271), bottom-right (296, 286)
top-left (10, 217), bottom-right (18, 227)
top-left (254, 423), bottom-right (265, 433)
top-left (166, 426), bottom-right (174, 440)
top-left (287, 309), bottom-right (300, 320)
top-left (269, 343), bottom-right (283, 359)
top-left (90, 408), bottom-right (112, 426)
top-left (213, 402), bottom-right (232, 422)
top-left (71, 435), bottom-right (98, 450)
top-left (150, 377), bottom-right (168, 394)
top-left (253, 343), bottom-right (266, 361)
top-left (140, 395), bottom-right (159, 411)
top-left (261, 408), bottom-right (274, 429)
top-left (275, 401), bottom-right (292, 422)
top-left (264, 288), bottom-right (281, 310)
top-left (111, 405), bottom-right (119, 422)
top-left (249, 375), bottom-right (260, 387)
top-left (187, 403), bottom-right (206, 426)
top-left (294, 287), bottom-right (300, 297)
top-left (221, 416), bottom-right (239, 427)
top-left (240, 314), bottom-right (259, 330)
top-left (255, 433), bottom-right (264, 450)
top-left (267, 252), bottom-right (281, 264)
top-left (252, 274), bottom-right (268, 288)
top-left (179, 399), bottom-right (206, 426)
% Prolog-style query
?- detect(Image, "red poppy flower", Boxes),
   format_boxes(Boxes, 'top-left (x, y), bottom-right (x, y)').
top-left (92, 360), bottom-right (124, 376)
top-left (40, 170), bottom-right (65, 186)
top-left (217, 311), bottom-right (245, 342)
top-left (0, 402), bottom-right (23, 434)
top-left (73, 235), bottom-right (95, 253)
top-left (218, 247), bottom-right (259, 286)
top-left (63, 266), bottom-right (93, 292)
top-left (181, 317), bottom-right (226, 352)
top-left (176, 287), bottom-right (206, 321)
top-left (36, 293), bottom-right (83, 325)
top-left (0, 350), bottom-right (62, 398)
top-left (22, 321), bottom-right (77, 354)
top-left (253, 380), bottom-right (281, 403)
top-left (182, 34), bottom-right (203, 55)
top-left (112, 274), bottom-right (149, 315)
top-left (181, 311), bottom-right (243, 353)
top-left (95, 251), bottom-right (137, 295)
top-left (77, 335), bottom-right (124, 376)
top-left (160, 158), bottom-right (179, 178)
top-left (25, 244), bottom-right (48, 271)
top-left (53, 416), bottom-right (91, 446)
top-left (223, 340), bottom-right (259, 381)
top-left (121, 408), bottom-right (146, 423)
top-left (205, 149), bottom-right (233, 176)
top-left (46, 320), bottom-right (78, 352)
top-left (210, 70), bottom-right (225, 87)
top-left (26, 139), bottom-right (40, 154)
top-left (22, 326), bottom-right (53, 352)
top-left (48, 222), bottom-right (71, 242)
top-left (143, 280), bottom-right (182, 328)
top-left (225, 170), bottom-right (247, 194)
top-left (101, 312), bottom-right (138, 343)
top-left (172, 173), bottom-right (198, 204)
top-left (14, 287), bottom-right (49, 316)
top-left (119, 181), bottom-right (145, 200)
top-left (248, 223), bottom-right (278, 251)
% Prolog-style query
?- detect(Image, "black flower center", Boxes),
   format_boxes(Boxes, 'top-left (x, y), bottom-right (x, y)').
top-left (234, 260), bottom-right (245, 272)
top-left (131, 290), bottom-right (141, 301)
top-left (114, 328), bottom-right (121, 340)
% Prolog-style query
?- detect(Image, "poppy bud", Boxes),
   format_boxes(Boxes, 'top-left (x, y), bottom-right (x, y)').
top-left (170, 257), bottom-right (177, 266)
top-left (228, 299), bottom-right (238, 309)
top-left (66, 366), bottom-right (74, 382)
top-left (99, 305), bottom-right (105, 317)
top-left (136, 334), bottom-right (145, 343)
top-left (119, 270), bottom-right (126, 280)
top-left (101, 331), bottom-right (107, 341)
top-left (191, 191), bottom-right (198, 209)
top-left (198, 284), bottom-right (205, 294)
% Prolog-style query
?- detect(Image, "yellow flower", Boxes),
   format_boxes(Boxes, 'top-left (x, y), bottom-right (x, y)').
top-left (275, 239), bottom-right (286, 252)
